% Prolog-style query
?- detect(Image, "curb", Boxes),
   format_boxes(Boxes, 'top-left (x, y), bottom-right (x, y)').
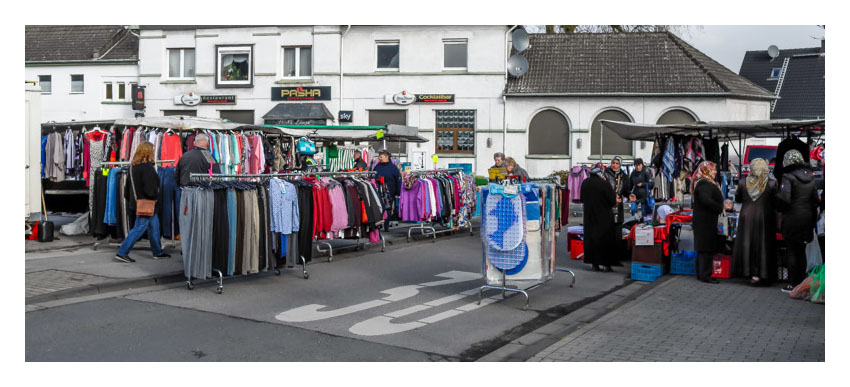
top-left (26, 272), bottom-right (186, 305)
top-left (476, 275), bottom-right (674, 362)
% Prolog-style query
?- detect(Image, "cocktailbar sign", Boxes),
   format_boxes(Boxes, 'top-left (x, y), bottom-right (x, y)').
top-left (271, 86), bottom-right (332, 101)
top-left (415, 94), bottom-right (455, 103)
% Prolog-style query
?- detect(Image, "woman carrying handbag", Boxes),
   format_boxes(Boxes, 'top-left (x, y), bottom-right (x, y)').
top-left (115, 142), bottom-right (171, 263)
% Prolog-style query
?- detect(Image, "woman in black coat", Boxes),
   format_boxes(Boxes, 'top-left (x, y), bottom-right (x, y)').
top-left (732, 158), bottom-right (778, 286)
top-left (776, 150), bottom-right (820, 292)
top-left (581, 165), bottom-right (618, 272)
top-left (692, 161), bottom-right (724, 284)
top-left (116, 142), bottom-right (170, 263)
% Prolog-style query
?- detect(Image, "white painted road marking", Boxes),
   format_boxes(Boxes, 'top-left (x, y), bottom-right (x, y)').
top-left (274, 271), bottom-right (480, 323)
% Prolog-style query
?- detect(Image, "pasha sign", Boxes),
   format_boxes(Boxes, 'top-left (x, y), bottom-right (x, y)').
top-left (272, 86), bottom-right (332, 101)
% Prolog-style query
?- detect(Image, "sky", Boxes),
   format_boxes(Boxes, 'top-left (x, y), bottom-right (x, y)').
top-left (677, 25), bottom-right (825, 73)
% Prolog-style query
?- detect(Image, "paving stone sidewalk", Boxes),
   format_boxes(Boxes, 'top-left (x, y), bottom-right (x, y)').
top-left (529, 275), bottom-right (825, 362)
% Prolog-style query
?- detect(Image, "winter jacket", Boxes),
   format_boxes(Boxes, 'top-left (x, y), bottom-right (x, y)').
top-left (692, 179), bottom-right (724, 252)
top-left (629, 168), bottom-right (654, 201)
top-left (176, 149), bottom-right (221, 186)
top-left (777, 165), bottom-right (820, 243)
top-left (125, 162), bottom-right (161, 213)
top-left (373, 161), bottom-right (402, 198)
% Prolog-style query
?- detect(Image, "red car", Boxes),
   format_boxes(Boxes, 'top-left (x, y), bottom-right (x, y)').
top-left (741, 145), bottom-right (778, 177)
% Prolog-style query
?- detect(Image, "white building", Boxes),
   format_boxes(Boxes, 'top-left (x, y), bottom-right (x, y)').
top-left (25, 26), bottom-right (140, 122)
top-left (503, 33), bottom-right (777, 177)
top-left (138, 25), bottom-right (511, 172)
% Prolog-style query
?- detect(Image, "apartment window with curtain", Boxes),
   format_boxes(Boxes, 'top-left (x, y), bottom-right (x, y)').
top-left (376, 41), bottom-right (400, 70)
top-left (435, 110), bottom-right (475, 154)
top-left (443, 39), bottom-right (468, 70)
top-left (283, 46), bottom-right (312, 77)
top-left (168, 48), bottom-right (196, 79)
top-left (39, 75), bottom-right (51, 93)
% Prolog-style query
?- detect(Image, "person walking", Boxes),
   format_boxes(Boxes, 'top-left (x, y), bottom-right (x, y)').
top-left (115, 142), bottom-right (170, 263)
top-left (776, 150), bottom-right (820, 292)
top-left (504, 157), bottom-right (529, 179)
top-left (732, 158), bottom-right (778, 286)
top-left (692, 160), bottom-right (724, 284)
top-left (373, 149), bottom-right (402, 230)
top-left (580, 165), bottom-right (618, 272)
top-left (628, 158), bottom-right (654, 218)
top-left (175, 133), bottom-right (220, 187)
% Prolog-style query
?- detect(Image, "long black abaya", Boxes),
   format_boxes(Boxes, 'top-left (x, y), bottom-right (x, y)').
top-left (581, 174), bottom-right (617, 267)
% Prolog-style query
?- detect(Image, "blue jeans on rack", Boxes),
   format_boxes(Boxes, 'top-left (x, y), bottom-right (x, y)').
top-left (118, 215), bottom-right (164, 257)
top-left (158, 167), bottom-right (180, 238)
top-left (104, 169), bottom-right (119, 225)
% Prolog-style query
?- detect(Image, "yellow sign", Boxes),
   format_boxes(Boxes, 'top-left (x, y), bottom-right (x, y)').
top-left (376, 129), bottom-right (384, 139)
top-left (432, 155), bottom-right (439, 164)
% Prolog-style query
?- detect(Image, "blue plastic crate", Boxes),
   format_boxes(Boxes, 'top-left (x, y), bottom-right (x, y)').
top-left (631, 263), bottom-right (664, 282)
top-left (671, 251), bottom-right (697, 275)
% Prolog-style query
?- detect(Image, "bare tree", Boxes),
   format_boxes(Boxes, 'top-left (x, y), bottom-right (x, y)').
top-left (536, 25), bottom-right (701, 38)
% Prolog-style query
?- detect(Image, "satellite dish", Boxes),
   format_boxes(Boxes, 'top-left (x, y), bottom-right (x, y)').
top-left (767, 45), bottom-right (780, 59)
top-left (507, 54), bottom-right (529, 77)
top-left (512, 28), bottom-right (530, 52)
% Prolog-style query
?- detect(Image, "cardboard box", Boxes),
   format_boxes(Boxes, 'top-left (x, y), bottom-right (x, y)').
top-left (632, 243), bottom-right (665, 265)
top-left (635, 224), bottom-right (654, 246)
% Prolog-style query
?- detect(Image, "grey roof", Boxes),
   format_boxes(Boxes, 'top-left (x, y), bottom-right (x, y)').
top-left (26, 25), bottom-right (139, 63)
top-left (739, 47), bottom-right (824, 119)
top-left (262, 103), bottom-right (334, 120)
top-left (505, 32), bottom-right (776, 100)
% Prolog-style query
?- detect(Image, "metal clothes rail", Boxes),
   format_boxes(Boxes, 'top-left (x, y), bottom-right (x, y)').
top-left (476, 176), bottom-right (576, 310)
top-left (404, 168), bottom-right (474, 242)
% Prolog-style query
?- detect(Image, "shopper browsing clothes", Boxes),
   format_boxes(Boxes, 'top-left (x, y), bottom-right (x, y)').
top-left (373, 149), bottom-right (402, 230)
top-left (732, 158), bottom-right (778, 286)
top-left (352, 150), bottom-right (368, 171)
top-left (491, 152), bottom-right (505, 169)
top-left (776, 150), bottom-right (820, 293)
top-left (580, 164), bottom-right (618, 272)
top-left (691, 161), bottom-right (724, 284)
top-left (115, 142), bottom-right (170, 263)
top-left (628, 158), bottom-right (654, 218)
top-left (175, 133), bottom-right (220, 187)
top-left (504, 157), bottom-right (529, 179)
top-left (603, 156), bottom-right (631, 260)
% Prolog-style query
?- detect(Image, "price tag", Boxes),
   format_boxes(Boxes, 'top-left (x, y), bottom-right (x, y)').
top-left (376, 129), bottom-right (384, 139)
top-left (431, 155), bottom-right (439, 163)
top-left (102, 168), bottom-right (109, 176)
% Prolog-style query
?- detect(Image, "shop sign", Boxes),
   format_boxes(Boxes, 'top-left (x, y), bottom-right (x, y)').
top-left (339, 110), bottom-right (354, 122)
top-left (131, 85), bottom-right (145, 110)
top-left (201, 95), bottom-right (237, 105)
top-left (272, 86), bottom-right (331, 101)
top-left (415, 94), bottom-right (455, 104)
top-left (392, 91), bottom-right (415, 105)
top-left (181, 93), bottom-right (202, 106)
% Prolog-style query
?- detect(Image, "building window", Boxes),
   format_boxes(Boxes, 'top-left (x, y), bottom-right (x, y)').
top-left (118, 82), bottom-right (126, 100)
top-left (219, 110), bottom-right (255, 125)
top-left (168, 48), bottom-right (195, 79)
top-left (769, 68), bottom-right (781, 80)
top-left (104, 83), bottom-right (113, 100)
top-left (103, 82), bottom-right (132, 102)
top-left (70, 74), bottom-right (84, 93)
top-left (590, 109), bottom-right (633, 157)
top-left (39, 75), bottom-right (51, 93)
top-left (376, 41), bottom-right (399, 70)
top-left (528, 110), bottom-right (570, 156)
top-left (217, 45), bottom-right (253, 88)
top-left (162, 110), bottom-right (197, 117)
top-left (435, 110), bottom-right (475, 154)
top-left (443, 39), bottom-right (468, 70)
top-left (368, 110), bottom-right (407, 155)
top-left (656, 109), bottom-right (697, 125)
top-left (283, 46), bottom-right (312, 77)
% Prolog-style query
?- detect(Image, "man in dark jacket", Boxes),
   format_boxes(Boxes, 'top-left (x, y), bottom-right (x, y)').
top-left (352, 150), bottom-right (368, 171)
top-left (628, 158), bottom-right (654, 218)
top-left (776, 150), bottom-right (820, 292)
top-left (373, 149), bottom-right (401, 230)
top-left (175, 133), bottom-right (220, 187)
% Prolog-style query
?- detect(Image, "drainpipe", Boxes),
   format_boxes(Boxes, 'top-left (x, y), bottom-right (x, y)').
top-left (340, 25), bottom-right (352, 119)
top-left (503, 25), bottom-right (520, 155)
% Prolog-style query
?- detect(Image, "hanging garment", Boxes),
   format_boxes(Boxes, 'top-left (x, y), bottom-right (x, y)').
top-left (160, 133), bottom-right (183, 168)
top-left (212, 189), bottom-right (230, 274)
top-left (103, 168), bottom-right (119, 225)
top-left (268, 178), bottom-right (300, 235)
top-left (568, 165), bottom-right (589, 202)
top-left (158, 167), bottom-right (180, 239)
top-left (226, 188), bottom-right (237, 276)
top-left (86, 132), bottom-right (106, 215)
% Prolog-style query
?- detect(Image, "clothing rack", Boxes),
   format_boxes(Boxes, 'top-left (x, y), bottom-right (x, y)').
top-left (477, 176), bottom-right (575, 310)
top-left (92, 160), bottom-right (179, 251)
top-left (404, 168), bottom-right (475, 243)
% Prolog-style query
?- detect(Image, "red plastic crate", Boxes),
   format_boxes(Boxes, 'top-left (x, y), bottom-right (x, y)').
top-left (712, 254), bottom-right (731, 279)
top-left (568, 233), bottom-right (584, 259)
top-left (25, 221), bottom-right (39, 241)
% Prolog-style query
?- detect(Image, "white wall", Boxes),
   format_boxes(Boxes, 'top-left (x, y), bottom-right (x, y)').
top-left (25, 64), bottom-right (139, 122)
top-left (503, 96), bottom-right (772, 176)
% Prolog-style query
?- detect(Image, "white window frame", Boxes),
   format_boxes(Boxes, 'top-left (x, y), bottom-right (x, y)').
top-left (442, 39), bottom-right (468, 71)
top-left (103, 81), bottom-right (132, 102)
top-left (39, 75), bottom-right (51, 94)
top-left (216, 45), bottom-right (253, 88)
top-left (167, 48), bottom-right (195, 80)
top-left (70, 74), bottom-right (84, 94)
top-left (769, 68), bottom-right (782, 80)
top-left (103, 82), bottom-right (114, 101)
top-left (376, 40), bottom-right (400, 71)
top-left (282, 46), bottom-right (313, 79)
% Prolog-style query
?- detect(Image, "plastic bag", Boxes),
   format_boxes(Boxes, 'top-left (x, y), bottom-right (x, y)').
top-left (816, 213), bottom-right (824, 236)
top-left (810, 264), bottom-right (825, 304)
top-left (59, 213), bottom-right (90, 236)
top-left (789, 275), bottom-right (813, 300)
top-left (806, 230), bottom-right (823, 274)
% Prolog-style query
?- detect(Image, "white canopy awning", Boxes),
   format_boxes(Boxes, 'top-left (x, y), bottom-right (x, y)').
top-left (601, 119), bottom-right (825, 141)
top-left (114, 116), bottom-right (243, 130)
top-left (261, 124), bottom-right (428, 143)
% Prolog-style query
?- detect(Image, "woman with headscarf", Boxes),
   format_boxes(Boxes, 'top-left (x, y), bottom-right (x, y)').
top-left (603, 156), bottom-right (632, 261)
top-left (776, 149), bottom-right (820, 293)
top-left (692, 160), bottom-right (724, 284)
top-left (732, 158), bottom-right (778, 286)
top-left (580, 164), bottom-right (618, 272)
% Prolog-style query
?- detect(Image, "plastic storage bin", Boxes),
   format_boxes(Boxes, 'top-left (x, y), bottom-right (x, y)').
top-left (631, 263), bottom-right (664, 282)
top-left (671, 251), bottom-right (697, 275)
